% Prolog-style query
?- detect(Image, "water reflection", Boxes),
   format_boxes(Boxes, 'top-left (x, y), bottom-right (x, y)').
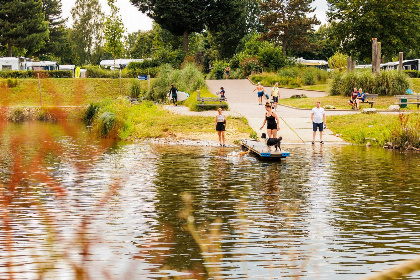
top-left (1, 121), bottom-right (420, 279)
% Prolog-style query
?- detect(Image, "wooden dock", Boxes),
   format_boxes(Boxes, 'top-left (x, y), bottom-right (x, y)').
top-left (241, 139), bottom-right (290, 160)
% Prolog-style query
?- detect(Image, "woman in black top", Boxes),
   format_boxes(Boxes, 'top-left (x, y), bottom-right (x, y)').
top-left (260, 102), bottom-right (280, 138)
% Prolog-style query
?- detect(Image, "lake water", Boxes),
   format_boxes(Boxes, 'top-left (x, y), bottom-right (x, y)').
top-left (1, 121), bottom-right (420, 279)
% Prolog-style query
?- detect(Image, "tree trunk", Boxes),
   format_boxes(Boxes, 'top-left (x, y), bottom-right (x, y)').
top-left (183, 30), bottom-right (189, 53)
top-left (8, 40), bottom-right (12, 57)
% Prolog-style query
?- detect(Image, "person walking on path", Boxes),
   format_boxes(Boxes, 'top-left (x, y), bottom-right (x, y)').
top-left (311, 101), bottom-right (326, 144)
top-left (253, 82), bottom-right (265, 105)
top-left (225, 66), bottom-right (230, 79)
top-left (271, 82), bottom-right (280, 110)
top-left (215, 108), bottom-right (226, 146)
top-left (260, 101), bottom-right (280, 138)
top-left (220, 87), bottom-right (226, 98)
top-left (169, 84), bottom-right (178, 106)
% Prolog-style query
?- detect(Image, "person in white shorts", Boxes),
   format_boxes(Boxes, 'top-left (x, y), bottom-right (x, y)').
top-left (311, 101), bottom-right (326, 144)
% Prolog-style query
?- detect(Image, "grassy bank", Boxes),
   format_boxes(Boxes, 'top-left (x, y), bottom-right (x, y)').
top-left (328, 113), bottom-right (420, 148)
top-left (88, 99), bottom-right (252, 143)
top-left (279, 96), bottom-right (404, 110)
top-left (0, 78), bottom-right (148, 106)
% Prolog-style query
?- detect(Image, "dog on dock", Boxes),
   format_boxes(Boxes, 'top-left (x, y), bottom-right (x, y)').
top-left (261, 133), bottom-right (282, 151)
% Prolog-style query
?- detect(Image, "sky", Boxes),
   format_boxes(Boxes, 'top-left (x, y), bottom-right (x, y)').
top-left (61, 0), bottom-right (328, 34)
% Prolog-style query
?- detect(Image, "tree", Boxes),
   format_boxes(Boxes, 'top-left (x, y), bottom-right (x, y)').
top-left (103, 0), bottom-right (125, 70)
top-left (260, 0), bottom-right (320, 55)
top-left (33, 0), bottom-right (68, 61)
top-left (0, 0), bottom-right (49, 57)
top-left (328, 51), bottom-right (348, 69)
top-left (130, 0), bottom-right (243, 54)
top-left (70, 0), bottom-right (104, 65)
top-left (327, 0), bottom-right (420, 62)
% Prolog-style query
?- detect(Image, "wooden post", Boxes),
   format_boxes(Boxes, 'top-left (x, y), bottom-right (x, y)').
top-left (376, 42), bottom-right (381, 73)
top-left (119, 68), bottom-right (122, 95)
top-left (37, 73), bottom-right (42, 106)
top-left (372, 38), bottom-right (377, 73)
top-left (347, 56), bottom-right (352, 73)
top-left (352, 61), bottom-right (356, 72)
top-left (398, 52), bottom-right (404, 71)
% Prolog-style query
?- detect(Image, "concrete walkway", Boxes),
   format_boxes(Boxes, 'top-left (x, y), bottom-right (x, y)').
top-left (206, 79), bottom-right (357, 144)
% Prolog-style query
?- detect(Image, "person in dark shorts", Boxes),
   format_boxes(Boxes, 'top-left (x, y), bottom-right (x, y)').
top-left (215, 108), bottom-right (226, 146)
top-left (253, 82), bottom-right (265, 105)
top-left (348, 87), bottom-right (358, 109)
top-left (260, 101), bottom-right (280, 138)
top-left (311, 101), bottom-right (326, 144)
top-left (220, 87), bottom-right (225, 98)
top-left (169, 84), bottom-right (177, 106)
top-left (225, 66), bottom-right (230, 79)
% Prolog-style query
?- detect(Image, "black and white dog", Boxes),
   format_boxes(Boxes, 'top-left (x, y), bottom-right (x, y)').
top-left (261, 133), bottom-right (282, 151)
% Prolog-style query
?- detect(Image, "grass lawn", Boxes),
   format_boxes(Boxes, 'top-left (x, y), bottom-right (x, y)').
top-left (0, 78), bottom-right (148, 106)
top-left (412, 78), bottom-right (420, 92)
top-left (279, 95), bottom-right (420, 110)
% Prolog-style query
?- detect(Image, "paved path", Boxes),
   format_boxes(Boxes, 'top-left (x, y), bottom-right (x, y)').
top-left (206, 79), bottom-right (357, 144)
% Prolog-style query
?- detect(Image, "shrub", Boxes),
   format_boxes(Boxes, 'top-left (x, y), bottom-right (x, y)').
top-left (130, 79), bottom-right (142, 99)
top-left (152, 63), bottom-right (205, 101)
top-left (86, 66), bottom-right (119, 78)
top-left (97, 111), bottom-right (117, 137)
top-left (208, 61), bottom-right (228, 80)
top-left (126, 59), bottom-right (160, 78)
top-left (331, 70), bottom-right (412, 96)
top-left (403, 70), bottom-right (420, 78)
top-left (0, 70), bottom-right (72, 78)
top-left (83, 103), bottom-right (100, 125)
top-left (9, 108), bottom-right (25, 122)
top-left (328, 51), bottom-right (348, 69)
top-left (240, 57), bottom-right (263, 76)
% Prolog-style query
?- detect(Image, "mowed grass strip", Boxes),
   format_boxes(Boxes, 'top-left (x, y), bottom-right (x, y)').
top-left (0, 78), bottom-right (148, 106)
top-left (278, 95), bottom-right (420, 110)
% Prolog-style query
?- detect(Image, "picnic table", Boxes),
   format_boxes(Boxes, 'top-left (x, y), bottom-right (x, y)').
top-left (196, 90), bottom-right (227, 108)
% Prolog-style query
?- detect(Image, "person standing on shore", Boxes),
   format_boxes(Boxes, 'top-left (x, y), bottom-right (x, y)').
top-left (311, 101), bottom-right (326, 144)
top-left (169, 84), bottom-right (178, 106)
top-left (260, 101), bottom-right (280, 138)
top-left (271, 82), bottom-right (279, 110)
top-left (215, 108), bottom-right (226, 146)
top-left (253, 82), bottom-right (265, 105)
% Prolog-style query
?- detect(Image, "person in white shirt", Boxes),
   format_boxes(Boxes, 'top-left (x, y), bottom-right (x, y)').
top-left (311, 101), bottom-right (326, 144)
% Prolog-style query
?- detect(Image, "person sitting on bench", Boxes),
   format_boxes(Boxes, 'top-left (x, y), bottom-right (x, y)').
top-left (357, 88), bottom-right (366, 106)
top-left (348, 88), bottom-right (359, 109)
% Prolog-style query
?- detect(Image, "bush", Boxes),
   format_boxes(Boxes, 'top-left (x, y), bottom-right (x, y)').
top-left (208, 61), bottom-right (228, 80)
top-left (126, 59), bottom-right (160, 78)
top-left (331, 70), bottom-right (412, 96)
top-left (83, 103), bottom-right (100, 125)
top-left (0, 70), bottom-right (72, 78)
top-left (86, 66), bottom-right (119, 78)
top-left (240, 57), bottom-right (263, 76)
top-left (328, 51), bottom-right (348, 69)
top-left (250, 66), bottom-right (328, 87)
top-left (152, 63), bottom-right (206, 101)
top-left (403, 70), bottom-right (420, 78)
top-left (97, 111), bottom-right (117, 137)
top-left (130, 79), bottom-right (142, 99)
top-left (0, 78), bottom-right (19, 88)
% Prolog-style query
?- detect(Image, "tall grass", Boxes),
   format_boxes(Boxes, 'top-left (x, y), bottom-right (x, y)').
top-left (331, 70), bottom-right (412, 96)
top-left (152, 63), bottom-right (206, 101)
top-left (250, 66), bottom-right (328, 87)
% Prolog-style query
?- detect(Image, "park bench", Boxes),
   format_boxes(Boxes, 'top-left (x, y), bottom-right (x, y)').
top-left (394, 95), bottom-right (420, 109)
top-left (360, 93), bottom-right (378, 108)
top-left (196, 90), bottom-right (227, 107)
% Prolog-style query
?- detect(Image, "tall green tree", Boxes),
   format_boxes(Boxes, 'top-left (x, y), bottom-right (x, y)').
top-left (327, 0), bottom-right (420, 62)
top-left (260, 0), bottom-right (320, 55)
top-left (130, 0), bottom-right (242, 53)
top-left (0, 0), bottom-right (49, 57)
top-left (33, 0), bottom-right (68, 61)
top-left (104, 0), bottom-right (125, 69)
top-left (70, 0), bottom-right (104, 65)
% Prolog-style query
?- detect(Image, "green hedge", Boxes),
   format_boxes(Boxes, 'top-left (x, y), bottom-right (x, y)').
top-left (331, 70), bottom-right (412, 96)
top-left (403, 70), bottom-right (420, 78)
top-left (0, 70), bottom-right (72, 78)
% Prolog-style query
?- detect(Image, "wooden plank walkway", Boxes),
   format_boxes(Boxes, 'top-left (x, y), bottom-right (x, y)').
top-left (241, 139), bottom-right (290, 160)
